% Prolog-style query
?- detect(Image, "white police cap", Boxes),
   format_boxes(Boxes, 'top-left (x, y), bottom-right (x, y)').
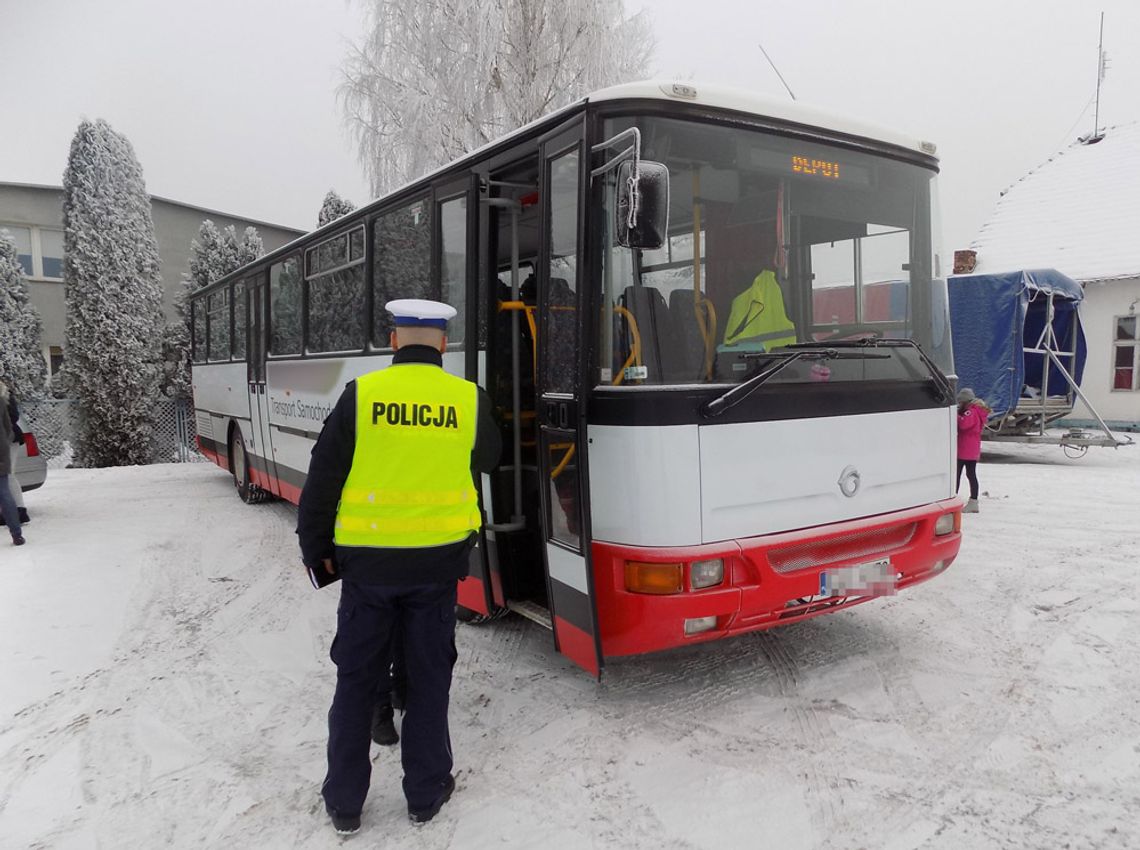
top-left (385, 298), bottom-right (457, 329)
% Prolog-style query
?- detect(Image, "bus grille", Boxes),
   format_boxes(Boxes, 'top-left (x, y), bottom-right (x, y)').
top-left (767, 522), bottom-right (918, 574)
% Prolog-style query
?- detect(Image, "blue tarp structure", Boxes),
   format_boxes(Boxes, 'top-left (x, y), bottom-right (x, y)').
top-left (948, 269), bottom-right (1087, 417)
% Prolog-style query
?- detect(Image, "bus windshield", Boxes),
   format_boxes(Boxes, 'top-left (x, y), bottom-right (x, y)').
top-left (597, 115), bottom-right (952, 388)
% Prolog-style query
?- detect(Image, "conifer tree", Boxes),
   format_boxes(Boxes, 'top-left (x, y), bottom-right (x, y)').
top-left (61, 119), bottom-right (165, 467)
top-left (162, 221), bottom-right (263, 399)
top-left (318, 190), bottom-right (357, 227)
top-left (0, 230), bottom-right (47, 398)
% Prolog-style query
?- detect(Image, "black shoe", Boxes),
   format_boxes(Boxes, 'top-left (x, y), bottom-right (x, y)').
top-left (371, 703), bottom-right (399, 746)
top-left (12, 536), bottom-right (25, 546)
top-left (408, 774), bottom-right (455, 824)
top-left (18, 508), bottom-right (29, 524)
top-left (326, 805), bottom-right (361, 835)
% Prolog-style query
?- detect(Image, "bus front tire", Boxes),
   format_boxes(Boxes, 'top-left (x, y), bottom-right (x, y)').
top-left (230, 427), bottom-right (266, 504)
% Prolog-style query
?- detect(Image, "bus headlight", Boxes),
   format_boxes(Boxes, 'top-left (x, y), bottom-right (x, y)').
top-left (934, 513), bottom-right (958, 536)
top-left (625, 561), bottom-right (683, 594)
top-left (690, 558), bottom-right (725, 589)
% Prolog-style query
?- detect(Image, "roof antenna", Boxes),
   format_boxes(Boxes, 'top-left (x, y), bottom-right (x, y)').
top-left (758, 42), bottom-right (796, 101)
top-left (1091, 11), bottom-right (1107, 141)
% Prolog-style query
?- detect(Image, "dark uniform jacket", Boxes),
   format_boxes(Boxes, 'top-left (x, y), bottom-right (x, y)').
top-left (296, 345), bottom-right (501, 585)
top-left (0, 386), bottom-right (14, 476)
top-left (8, 393), bottom-right (23, 445)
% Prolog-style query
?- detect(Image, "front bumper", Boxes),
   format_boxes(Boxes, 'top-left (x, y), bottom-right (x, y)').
top-left (592, 498), bottom-right (963, 658)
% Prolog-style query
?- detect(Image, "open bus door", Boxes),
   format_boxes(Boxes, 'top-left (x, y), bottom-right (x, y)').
top-left (245, 273), bottom-right (280, 495)
top-left (434, 173), bottom-right (499, 617)
top-left (535, 124), bottom-right (604, 677)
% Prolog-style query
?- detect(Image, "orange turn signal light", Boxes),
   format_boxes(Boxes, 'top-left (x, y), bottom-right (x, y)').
top-left (624, 561), bottom-right (684, 595)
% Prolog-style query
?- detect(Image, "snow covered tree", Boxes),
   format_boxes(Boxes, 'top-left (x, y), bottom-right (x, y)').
top-left (0, 230), bottom-right (48, 399)
top-left (318, 190), bottom-right (357, 227)
top-left (61, 119), bottom-right (166, 467)
top-left (340, 0), bottom-right (654, 195)
top-left (161, 221), bottom-right (263, 399)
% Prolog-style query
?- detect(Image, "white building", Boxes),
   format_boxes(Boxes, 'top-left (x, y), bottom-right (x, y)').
top-left (0, 181), bottom-right (304, 379)
top-left (969, 122), bottom-right (1140, 431)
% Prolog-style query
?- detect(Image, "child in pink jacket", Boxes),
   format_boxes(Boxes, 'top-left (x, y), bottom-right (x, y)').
top-left (956, 388), bottom-right (988, 513)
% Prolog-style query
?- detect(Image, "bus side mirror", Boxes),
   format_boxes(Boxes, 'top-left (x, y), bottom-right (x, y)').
top-left (616, 160), bottom-right (669, 250)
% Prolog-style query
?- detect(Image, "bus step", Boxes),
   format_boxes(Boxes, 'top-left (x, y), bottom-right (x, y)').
top-left (506, 599), bottom-right (553, 631)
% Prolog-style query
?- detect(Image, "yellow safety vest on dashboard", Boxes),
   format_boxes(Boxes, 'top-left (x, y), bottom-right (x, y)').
top-left (722, 270), bottom-right (797, 349)
top-left (334, 364), bottom-right (481, 549)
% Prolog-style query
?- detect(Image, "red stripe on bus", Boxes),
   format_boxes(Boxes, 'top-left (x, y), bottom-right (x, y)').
top-left (553, 615), bottom-right (599, 677)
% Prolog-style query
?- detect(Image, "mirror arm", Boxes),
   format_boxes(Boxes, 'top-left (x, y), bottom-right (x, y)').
top-left (591, 128), bottom-right (642, 232)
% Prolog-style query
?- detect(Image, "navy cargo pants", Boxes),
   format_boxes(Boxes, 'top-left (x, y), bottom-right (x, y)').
top-left (322, 579), bottom-right (458, 815)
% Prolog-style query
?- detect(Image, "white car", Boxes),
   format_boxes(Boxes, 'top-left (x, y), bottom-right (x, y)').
top-left (13, 433), bottom-right (47, 492)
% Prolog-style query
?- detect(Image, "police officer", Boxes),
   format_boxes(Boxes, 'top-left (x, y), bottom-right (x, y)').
top-left (297, 299), bottom-right (501, 835)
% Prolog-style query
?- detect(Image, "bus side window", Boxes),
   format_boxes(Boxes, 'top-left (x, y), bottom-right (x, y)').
top-left (207, 289), bottom-right (230, 362)
top-left (373, 197), bottom-right (433, 348)
top-left (191, 298), bottom-right (206, 363)
top-left (269, 256), bottom-right (302, 356)
top-left (438, 194), bottom-right (467, 346)
top-left (305, 229), bottom-right (367, 354)
top-left (232, 280), bottom-right (247, 360)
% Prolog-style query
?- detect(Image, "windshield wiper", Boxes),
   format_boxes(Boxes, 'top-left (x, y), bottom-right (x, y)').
top-left (791, 338), bottom-right (955, 405)
top-left (700, 347), bottom-right (888, 418)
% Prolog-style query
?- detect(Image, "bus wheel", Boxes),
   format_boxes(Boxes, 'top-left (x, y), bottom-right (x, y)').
top-left (230, 428), bottom-right (258, 504)
top-left (457, 605), bottom-right (508, 625)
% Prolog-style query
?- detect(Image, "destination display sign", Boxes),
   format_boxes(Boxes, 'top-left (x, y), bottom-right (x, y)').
top-left (749, 145), bottom-right (872, 186)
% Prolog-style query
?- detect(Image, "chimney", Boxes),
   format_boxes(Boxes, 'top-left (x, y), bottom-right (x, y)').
top-left (953, 249), bottom-right (977, 274)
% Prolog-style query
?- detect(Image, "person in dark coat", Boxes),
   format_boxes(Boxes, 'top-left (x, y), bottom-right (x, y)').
top-left (0, 380), bottom-right (26, 545)
top-left (4, 386), bottom-right (30, 526)
top-left (297, 299), bottom-right (500, 835)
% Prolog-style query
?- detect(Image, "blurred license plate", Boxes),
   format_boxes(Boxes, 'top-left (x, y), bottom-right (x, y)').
top-left (819, 558), bottom-right (896, 597)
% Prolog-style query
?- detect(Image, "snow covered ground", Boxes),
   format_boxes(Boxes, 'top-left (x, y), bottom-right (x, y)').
top-left (1, 444), bottom-right (1138, 849)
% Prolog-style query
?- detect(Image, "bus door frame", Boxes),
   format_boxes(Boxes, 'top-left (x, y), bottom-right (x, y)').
top-left (245, 272), bottom-right (280, 495)
top-left (434, 172), bottom-right (498, 617)
top-left (535, 118), bottom-right (605, 677)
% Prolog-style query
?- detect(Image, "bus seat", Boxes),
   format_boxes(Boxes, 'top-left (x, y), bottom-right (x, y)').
top-left (620, 286), bottom-right (690, 382)
top-left (668, 289), bottom-right (716, 382)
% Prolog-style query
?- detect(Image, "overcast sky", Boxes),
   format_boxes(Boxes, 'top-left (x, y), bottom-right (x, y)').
top-left (2, 0), bottom-right (1138, 252)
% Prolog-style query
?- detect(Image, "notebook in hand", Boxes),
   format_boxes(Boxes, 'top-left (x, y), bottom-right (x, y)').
top-left (307, 560), bottom-right (341, 589)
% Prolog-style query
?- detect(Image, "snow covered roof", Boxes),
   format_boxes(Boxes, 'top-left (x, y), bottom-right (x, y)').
top-left (971, 122), bottom-right (1140, 283)
top-left (589, 81), bottom-right (936, 158)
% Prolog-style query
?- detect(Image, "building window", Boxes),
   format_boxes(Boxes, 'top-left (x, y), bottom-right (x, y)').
top-left (1113, 315), bottom-right (1139, 391)
top-left (40, 229), bottom-right (64, 279)
top-left (2, 225), bottom-right (34, 276)
top-left (0, 224), bottom-right (63, 280)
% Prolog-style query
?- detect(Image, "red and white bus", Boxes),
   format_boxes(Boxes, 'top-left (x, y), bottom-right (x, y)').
top-left (189, 81), bottom-right (963, 676)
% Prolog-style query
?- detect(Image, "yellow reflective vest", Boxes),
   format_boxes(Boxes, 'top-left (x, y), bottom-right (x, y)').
top-left (722, 270), bottom-right (797, 349)
top-left (334, 364), bottom-right (481, 549)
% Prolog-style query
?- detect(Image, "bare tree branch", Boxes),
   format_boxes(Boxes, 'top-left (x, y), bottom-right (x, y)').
top-left (339, 0), bottom-right (653, 196)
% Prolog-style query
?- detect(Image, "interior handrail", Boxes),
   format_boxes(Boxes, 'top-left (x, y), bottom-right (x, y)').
top-left (612, 305), bottom-right (643, 385)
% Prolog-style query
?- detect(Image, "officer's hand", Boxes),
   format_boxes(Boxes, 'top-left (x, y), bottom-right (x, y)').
top-left (322, 558), bottom-right (335, 576)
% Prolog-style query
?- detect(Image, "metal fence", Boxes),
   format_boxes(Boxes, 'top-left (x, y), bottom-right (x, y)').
top-left (21, 398), bottom-right (205, 469)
